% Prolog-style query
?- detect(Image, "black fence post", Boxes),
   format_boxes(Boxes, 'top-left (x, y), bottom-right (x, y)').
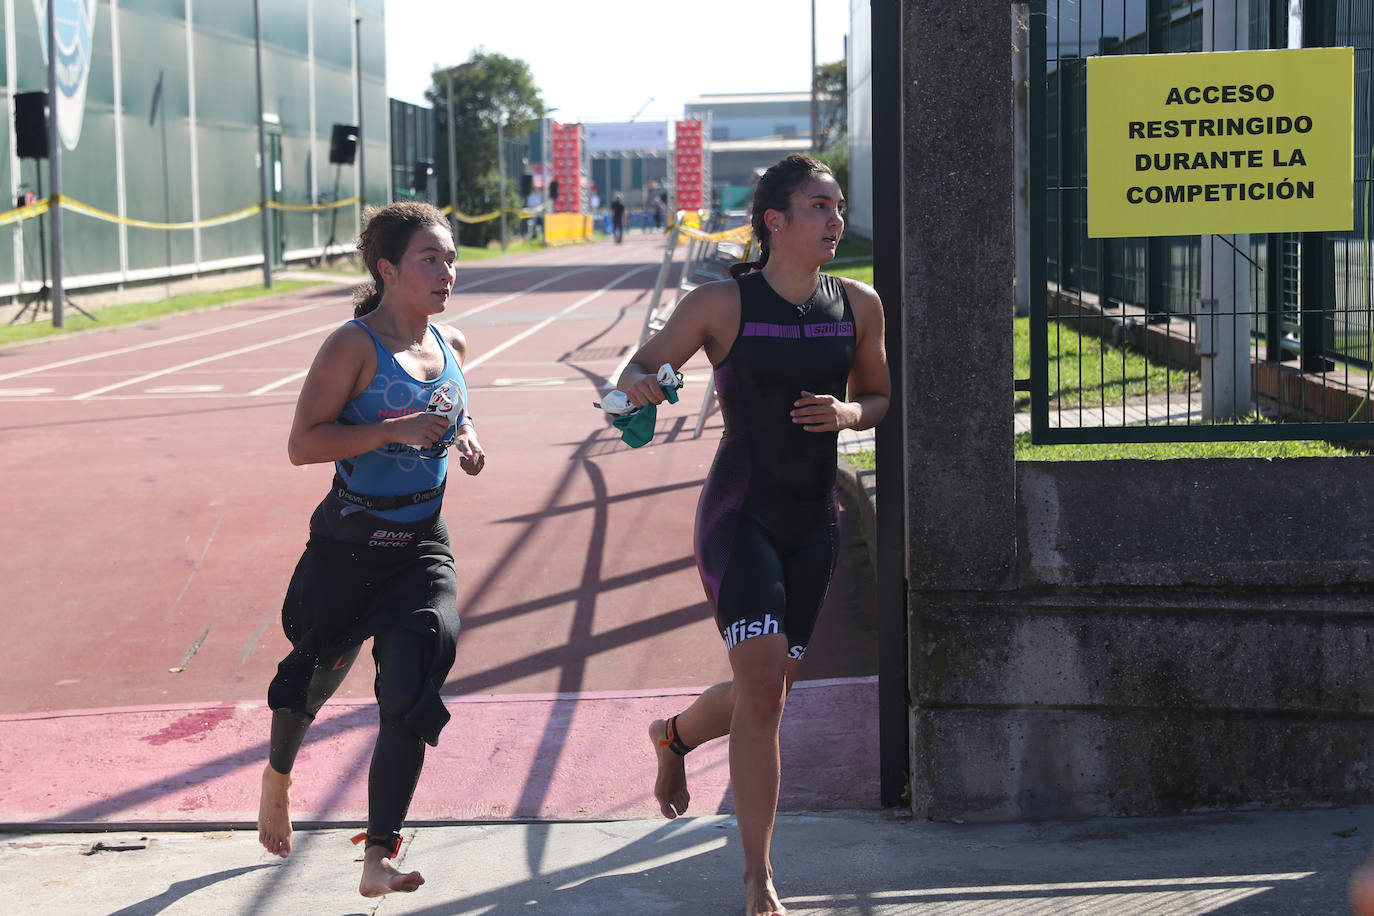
top-left (871, 0), bottom-right (909, 812)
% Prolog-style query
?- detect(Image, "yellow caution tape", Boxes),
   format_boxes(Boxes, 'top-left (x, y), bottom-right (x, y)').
top-left (453, 209), bottom-right (503, 225)
top-left (0, 198), bottom-right (50, 226)
top-left (56, 194), bottom-right (262, 230)
top-left (30, 192), bottom-right (618, 236)
top-left (677, 222), bottom-right (752, 243)
top-left (669, 211), bottom-right (751, 242)
top-left (439, 203), bottom-right (548, 225)
top-left (266, 196), bottom-right (361, 213)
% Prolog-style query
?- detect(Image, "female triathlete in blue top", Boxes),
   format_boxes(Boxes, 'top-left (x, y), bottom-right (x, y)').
top-left (257, 201), bottom-right (484, 899)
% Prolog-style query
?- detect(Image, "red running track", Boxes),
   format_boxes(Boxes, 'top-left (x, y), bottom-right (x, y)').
top-left (0, 233), bottom-right (879, 827)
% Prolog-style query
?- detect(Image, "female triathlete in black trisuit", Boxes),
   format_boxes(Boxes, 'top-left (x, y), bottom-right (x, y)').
top-left (256, 201), bottom-right (485, 899)
top-left (617, 155), bottom-right (890, 916)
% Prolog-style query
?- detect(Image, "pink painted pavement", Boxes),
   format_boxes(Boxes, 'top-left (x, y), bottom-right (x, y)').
top-left (0, 678), bottom-right (877, 826)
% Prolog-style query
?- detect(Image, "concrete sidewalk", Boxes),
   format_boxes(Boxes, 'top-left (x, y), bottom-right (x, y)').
top-left (4, 805), bottom-right (1370, 914)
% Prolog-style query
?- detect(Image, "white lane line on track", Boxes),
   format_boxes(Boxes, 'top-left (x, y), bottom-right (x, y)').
top-left (491, 378), bottom-right (566, 387)
top-left (145, 384), bottom-right (224, 394)
top-left (72, 324), bottom-right (352, 400)
top-left (0, 265), bottom-right (551, 387)
top-left (464, 264), bottom-right (656, 372)
top-left (74, 263), bottom-right (626, 400)
top-left (0, 381), bottom-right (587, 402)
top-left (248, 263), bottom-right (614, 396)
top-left (438, 264), bottom-right (609, 326)
top-left (0, 302), bottom-right (329, 383)
top-left (251, 370), bottom-right (310, 395)
top-left (248, 371), bottom-right (307, 396)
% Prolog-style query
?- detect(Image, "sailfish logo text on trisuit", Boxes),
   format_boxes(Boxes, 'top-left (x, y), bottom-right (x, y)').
top-left (740, 321), bottom-right (855, 339)
top-left (32, 0), bottom-right (99, 151)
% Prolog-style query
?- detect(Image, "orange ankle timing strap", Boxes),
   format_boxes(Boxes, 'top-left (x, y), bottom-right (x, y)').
top-left (351, 831), bottom-right (403, 859)
top-left (657, 715), bottom-right (696, 756)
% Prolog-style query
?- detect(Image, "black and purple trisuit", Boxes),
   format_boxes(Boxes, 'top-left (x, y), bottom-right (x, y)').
top-left (694, 270), bottom-right (857, 660)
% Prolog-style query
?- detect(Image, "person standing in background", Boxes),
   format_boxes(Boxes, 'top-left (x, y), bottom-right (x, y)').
top-left (611, 194), bottom-right (627, 243)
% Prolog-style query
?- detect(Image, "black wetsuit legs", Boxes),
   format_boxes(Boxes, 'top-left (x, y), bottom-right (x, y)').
top-left (366, 625), bottom-right (434, 844)
top-left (268, 645), bottom-right (363, 774)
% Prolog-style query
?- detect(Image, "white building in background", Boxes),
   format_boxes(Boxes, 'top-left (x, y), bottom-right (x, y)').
top-left (686, 92), bottom-right (812, 143)
top-left (683, 92), bottom-right (813, 209)
top-left (846, 0), bottom-right (874, 241)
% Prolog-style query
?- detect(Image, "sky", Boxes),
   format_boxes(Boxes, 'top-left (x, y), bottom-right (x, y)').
top-left (383, 0), bottom-right (851, 125)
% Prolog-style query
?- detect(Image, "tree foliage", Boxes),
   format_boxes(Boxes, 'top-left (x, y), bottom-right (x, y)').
top-left (813, 59), bottom-right (847, 154)
top-left (427, 49), bottom-right (545, 247)
top-left (813, 143), bottom-right (850, 204)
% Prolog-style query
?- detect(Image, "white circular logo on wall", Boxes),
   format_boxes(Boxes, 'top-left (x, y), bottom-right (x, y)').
top-left (32, 0), bottom-right (98, 151)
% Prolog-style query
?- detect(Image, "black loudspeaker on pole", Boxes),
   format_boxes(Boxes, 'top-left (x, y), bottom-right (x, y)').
top-left (329, 123), bottom-right (358, 166)
top-left (14, 91), bottom-right (49, 160)
top-left (413, 159), bottom-right (433, 194)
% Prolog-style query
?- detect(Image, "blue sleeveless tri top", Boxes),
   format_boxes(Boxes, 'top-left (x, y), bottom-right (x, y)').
top-left (331, 319), bottom-right (468, 524)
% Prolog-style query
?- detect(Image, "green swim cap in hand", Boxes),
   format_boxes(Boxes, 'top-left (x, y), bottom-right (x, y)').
top-left (604, 368), bottom-right (680, 448)
top-left (612, 404), bottom-right (658, 447)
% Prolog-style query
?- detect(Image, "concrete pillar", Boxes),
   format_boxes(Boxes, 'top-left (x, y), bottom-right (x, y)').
top-left (901, 0), bottom-right (1017, 818)
top-left (902, 3), bottom-right (1016, 592)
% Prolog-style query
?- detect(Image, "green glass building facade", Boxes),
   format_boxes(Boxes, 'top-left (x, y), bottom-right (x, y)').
top-left (1, 0), bottom-right (388, 300)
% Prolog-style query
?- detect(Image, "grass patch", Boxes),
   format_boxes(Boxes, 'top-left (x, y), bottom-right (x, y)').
top-left (1014, 434), bottom-right (1354, 460)
top-left (842, 450), bottom-right (876, 470)
top-left (847, 435), bottom-right (1354, 467)
top-left (828, 239), bottom-right (873, 285)
top-left (0, 279), bottom-right (322, 347)
top-left (459, 238), bottom-right (548, 261)
top-left (1015, 315), bottom-right (1195, 407)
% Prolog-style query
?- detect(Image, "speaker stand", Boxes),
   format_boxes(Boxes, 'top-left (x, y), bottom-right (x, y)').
top-left (9, 163), bottom-right (96, 325)
top-left (10, 282), bottom-right (97, 324)
top-left (317, 163), bottom-right (345, 267)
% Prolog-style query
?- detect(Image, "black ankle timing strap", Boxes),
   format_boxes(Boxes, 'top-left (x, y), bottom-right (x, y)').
top-left (660, 715), bottom-right (696, 756)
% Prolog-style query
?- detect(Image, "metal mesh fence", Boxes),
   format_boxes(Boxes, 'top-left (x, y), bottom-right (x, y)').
top-left (1029, 0), bottom-right (1374, 442)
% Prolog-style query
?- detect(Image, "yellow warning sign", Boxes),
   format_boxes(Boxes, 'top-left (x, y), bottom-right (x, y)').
top-left (1087, 47), bottom-right (1353, 238)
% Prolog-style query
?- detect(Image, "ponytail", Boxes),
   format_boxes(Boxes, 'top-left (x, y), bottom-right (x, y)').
top-left (728, 246), bottom-right (770, 279)
top-left (353, 280), bottom-right (383, 318)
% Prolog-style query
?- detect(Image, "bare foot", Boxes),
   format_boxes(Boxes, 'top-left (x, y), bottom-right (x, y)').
top-left (359, 844), bottom-right (425, 897)
top-left (257, 764), bottom-right (293, 858)
top-left (1353, 857), bottom-right (1374, 916)
top-left (744, 871), bottom-right (786, 916)
top-left (649, 718), bottom-right (690, 818)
